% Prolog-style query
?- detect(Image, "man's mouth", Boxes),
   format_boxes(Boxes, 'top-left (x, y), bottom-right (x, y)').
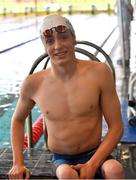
top-left (55, 51), bottom-right (67, 57)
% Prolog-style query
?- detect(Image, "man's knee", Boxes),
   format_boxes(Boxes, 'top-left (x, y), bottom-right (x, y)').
top-left (56, 164), bottom-right (79, 179)
top-left (101, 159), bottom-right (125, 179)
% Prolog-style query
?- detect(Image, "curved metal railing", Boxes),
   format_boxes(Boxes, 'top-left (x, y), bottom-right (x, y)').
top-left (128, 72), bottom-right (136, 127)
top-left (76, 40), bottom-right (115, 80)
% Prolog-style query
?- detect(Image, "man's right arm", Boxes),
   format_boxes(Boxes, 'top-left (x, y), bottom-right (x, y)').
top-left (8, 77), bottom-right (35, 179)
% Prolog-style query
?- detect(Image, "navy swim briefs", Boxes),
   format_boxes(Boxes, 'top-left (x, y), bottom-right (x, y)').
top-left (52, 147), bottom-right (114, 178)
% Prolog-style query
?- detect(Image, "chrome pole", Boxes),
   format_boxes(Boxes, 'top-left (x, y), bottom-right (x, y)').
top-left (117, 0), bottom-right (131, 75)
top-left (27, 113), bottom-right (33, 148)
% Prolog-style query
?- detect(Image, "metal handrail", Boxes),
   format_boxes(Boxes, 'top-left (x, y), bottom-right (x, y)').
top-left (128, 75), bottom-right (136, 100)
top-left (76, 40), bottom-right (115, 80)
top-left (127, 73), bottom-right (136, 127)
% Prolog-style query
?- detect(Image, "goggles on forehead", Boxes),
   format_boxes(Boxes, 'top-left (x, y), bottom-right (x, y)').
top-left (43, 25), bottom-right (68, 37)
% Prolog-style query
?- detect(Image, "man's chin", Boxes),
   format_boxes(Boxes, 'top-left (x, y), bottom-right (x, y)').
top-left (54, 58), bottom-right (68, 65)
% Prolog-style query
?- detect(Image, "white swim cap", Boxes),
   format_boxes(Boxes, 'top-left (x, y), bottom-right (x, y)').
top-left (40, 14), bottom-right (76, 40)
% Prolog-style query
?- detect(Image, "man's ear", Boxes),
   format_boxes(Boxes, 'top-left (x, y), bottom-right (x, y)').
top-left (74, 40), bottom-right (77, 45)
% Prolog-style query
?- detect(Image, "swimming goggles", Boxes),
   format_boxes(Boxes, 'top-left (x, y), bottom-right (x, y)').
top-left (43, 25), bottom-right (68, 37)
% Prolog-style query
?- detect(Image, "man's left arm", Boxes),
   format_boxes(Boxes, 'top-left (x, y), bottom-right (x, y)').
top-left (81, 63), bottom-right (123, 178)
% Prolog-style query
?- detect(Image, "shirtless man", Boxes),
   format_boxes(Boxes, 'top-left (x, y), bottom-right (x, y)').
top-left (8, 14), bottom-right (124, 179)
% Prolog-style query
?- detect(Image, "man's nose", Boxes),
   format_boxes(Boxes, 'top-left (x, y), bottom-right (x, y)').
top-left (54, 38), bottom-right (62, 49)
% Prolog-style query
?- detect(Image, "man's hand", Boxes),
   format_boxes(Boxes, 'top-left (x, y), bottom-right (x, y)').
top-left (71, 163), bottom-right (96, 179)
top-left (8, 165), bottom-right (30, 179)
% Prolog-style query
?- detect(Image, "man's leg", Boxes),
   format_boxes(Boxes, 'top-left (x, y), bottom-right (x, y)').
top-left (56, 164), bottom-right (79, 179)
top-left (101, 159), bottom-right (125, 179)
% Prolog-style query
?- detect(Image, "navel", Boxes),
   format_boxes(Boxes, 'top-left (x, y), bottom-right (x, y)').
top-left (90, 105), bottom-right (93, 109)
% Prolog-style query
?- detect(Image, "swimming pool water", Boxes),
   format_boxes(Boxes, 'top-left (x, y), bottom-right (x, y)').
top-left (0, 94), bottom-right (42, 147)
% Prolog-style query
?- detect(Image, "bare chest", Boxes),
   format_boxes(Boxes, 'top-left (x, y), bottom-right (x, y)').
top-left (35, 79), bottom-right (100, 120)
